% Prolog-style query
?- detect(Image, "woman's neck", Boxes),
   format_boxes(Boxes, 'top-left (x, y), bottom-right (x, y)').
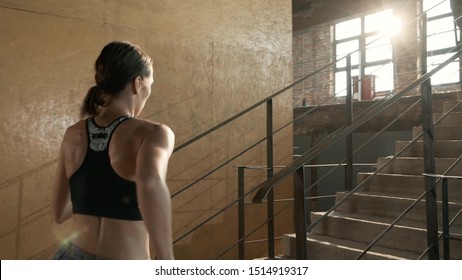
top-left (99, 95), bottom-right (136, 117)
top-left (95, 105), bottom-right (134, 126)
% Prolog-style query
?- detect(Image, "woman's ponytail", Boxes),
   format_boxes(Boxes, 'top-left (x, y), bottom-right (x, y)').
top-left (81, 85), bottom-right (105, 117)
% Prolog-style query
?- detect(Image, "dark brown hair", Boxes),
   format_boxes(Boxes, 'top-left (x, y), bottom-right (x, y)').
top-left (81, 41), bottom-right (152, 117)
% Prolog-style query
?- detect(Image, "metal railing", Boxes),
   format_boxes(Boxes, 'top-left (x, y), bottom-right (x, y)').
top-left (179, 34), bottom-right (461, 258)
top-left (251, 6), bottom-right (462, 259)
top-left (422, 173), bottom-right (462, 260)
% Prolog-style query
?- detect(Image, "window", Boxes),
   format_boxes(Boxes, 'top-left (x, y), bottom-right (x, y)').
top-left (334, 9), bottom-right (399, 97)
top-left (424, 0), bottom-right (460, 85)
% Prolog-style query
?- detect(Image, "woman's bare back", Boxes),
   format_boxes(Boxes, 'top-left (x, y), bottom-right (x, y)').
top-left (62, 117), bottom-right (160, 259)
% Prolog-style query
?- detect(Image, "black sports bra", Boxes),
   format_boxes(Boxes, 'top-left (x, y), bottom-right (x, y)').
top-left (69, 116), bottom-right (142, 220)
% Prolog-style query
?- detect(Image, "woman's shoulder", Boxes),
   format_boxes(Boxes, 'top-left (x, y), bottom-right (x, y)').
top-left (131, 118), bottom-right (175, 147)
top-left (131, 118), bottom-right (174, 135)
top-left (58, 119), bottom-right (87, 149)
top-left (63, 119), bottom-right (86, 138)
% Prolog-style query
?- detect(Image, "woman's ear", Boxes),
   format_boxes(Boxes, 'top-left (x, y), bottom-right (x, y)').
top-left (131, 76), bottom-right (142, 94)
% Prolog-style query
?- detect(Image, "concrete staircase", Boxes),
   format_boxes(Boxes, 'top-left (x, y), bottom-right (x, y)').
top-left (284, 94), bottom-right (462, 259)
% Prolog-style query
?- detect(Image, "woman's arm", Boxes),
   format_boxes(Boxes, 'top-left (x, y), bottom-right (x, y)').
top-left (135, 123), bottom-right (175, 260)
top-left (51, 131), bottom-right (73, 224)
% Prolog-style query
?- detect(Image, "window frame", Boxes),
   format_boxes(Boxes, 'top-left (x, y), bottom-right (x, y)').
top-left (333, 10), bottom-right (395, 97)
top-left (424, 0), bottom-right (460, 86)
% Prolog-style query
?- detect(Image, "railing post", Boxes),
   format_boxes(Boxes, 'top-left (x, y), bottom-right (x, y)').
top-left (442, 178), bottom-right (450, 260)
top-left (294, 166), bottom-right (307, 259)
top-left (420, 14), bottom-right (439, 260)
top-left (359, 16), bottom-right (365, 101)
top-left (266, 99), bottom-right (275, 259)
top-left (238, 166), bottom-right (245, 260)
top-left (345, 55), bottom-right (354, 191)
top-left (459, 26), bottom-right (462, 92)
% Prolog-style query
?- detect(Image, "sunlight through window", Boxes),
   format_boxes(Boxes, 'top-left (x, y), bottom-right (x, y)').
top-left (335, 18), bottom-right (361, 40)
top-left (424, 0), bottom-right (460, 85)
top-left (335, 9), bottom-right (397, 97)
top-left (365, 9), bottom-right (402, 36)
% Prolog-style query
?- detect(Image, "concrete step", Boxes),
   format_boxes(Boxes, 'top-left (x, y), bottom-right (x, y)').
top-left (286, 212), bottom-right (462, 259)
top-left (284, 233), bottom-right (420, 260)
top-left (377, 156), bottom-right (462, 175)
top-left (434, 112), bottom-right (462, 125)
top-left (396, 140), bottom-right (462, 158)
top-left (310, 211), bottom-right (428, 254)
top-left (357, 173), bottom-right (462, 202)
top-left (441, 99), bottom-right (462, 113)
top-left (334, 192), bottom-right (462, 229)
top-left (412, 125), bottom-right (462, 140)
top-left (284, 92), bottom-right (462, 260)
top-left (309, 212), bottom-right (462, 258)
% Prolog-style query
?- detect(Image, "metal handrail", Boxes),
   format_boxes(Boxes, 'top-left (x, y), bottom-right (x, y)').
top-left (247, 35), bottom-right (460, 258)
top-left (228, 93), bottom-right (461, 259)
top-left (419, 160), bottom-right (462, 259)
top-left (303, 87), bottom-right (462, 260)
top-left (343, 97), bottom-right (462, 259)
top-left (419, 211), bottom-right (462, 258)
top-left (169, 57), bottom-right (386, 246)
top-left (183, 66), bottom-right (457, 258)
top-left (303, 98), bottom-right (422, 198)
top-left (302, 95), bottom-right (462, 259)
top-left (252, 46), bottom-right (462, 204)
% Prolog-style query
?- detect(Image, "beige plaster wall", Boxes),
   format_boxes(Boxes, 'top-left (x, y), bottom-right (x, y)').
top-left (0, 0), bottom-right (293, 259)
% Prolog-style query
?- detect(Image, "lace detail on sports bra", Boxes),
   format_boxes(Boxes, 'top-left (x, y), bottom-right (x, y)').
top-left (88, 116), bottom-right (132, 152)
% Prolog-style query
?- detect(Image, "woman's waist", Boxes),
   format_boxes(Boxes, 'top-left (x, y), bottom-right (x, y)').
top-left (71, 215), bottom-right (149, 259)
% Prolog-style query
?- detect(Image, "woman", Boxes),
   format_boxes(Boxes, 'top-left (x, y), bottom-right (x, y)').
top-left (51, 41), bottom-right (175, 260)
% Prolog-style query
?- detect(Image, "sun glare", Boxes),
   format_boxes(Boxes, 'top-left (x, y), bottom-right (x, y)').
top-left (365, 9), bottom-right (402, 37)
top-left (380, 17), bottom-right (402, 36)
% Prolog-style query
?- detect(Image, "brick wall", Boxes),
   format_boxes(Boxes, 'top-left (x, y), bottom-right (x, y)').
top-left (293, 24), bottom-right (334, 107)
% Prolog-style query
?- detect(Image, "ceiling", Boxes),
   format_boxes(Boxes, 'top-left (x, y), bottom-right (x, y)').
top-left (292, 0), bottom-right (408, 31)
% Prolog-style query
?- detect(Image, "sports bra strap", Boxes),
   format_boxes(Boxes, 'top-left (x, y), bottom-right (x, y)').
top-left (87, 116), bottom-right (132, 152)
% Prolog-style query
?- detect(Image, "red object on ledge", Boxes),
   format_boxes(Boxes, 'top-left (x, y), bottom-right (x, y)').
top-left (352, 75), bottom-right (375, 101)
